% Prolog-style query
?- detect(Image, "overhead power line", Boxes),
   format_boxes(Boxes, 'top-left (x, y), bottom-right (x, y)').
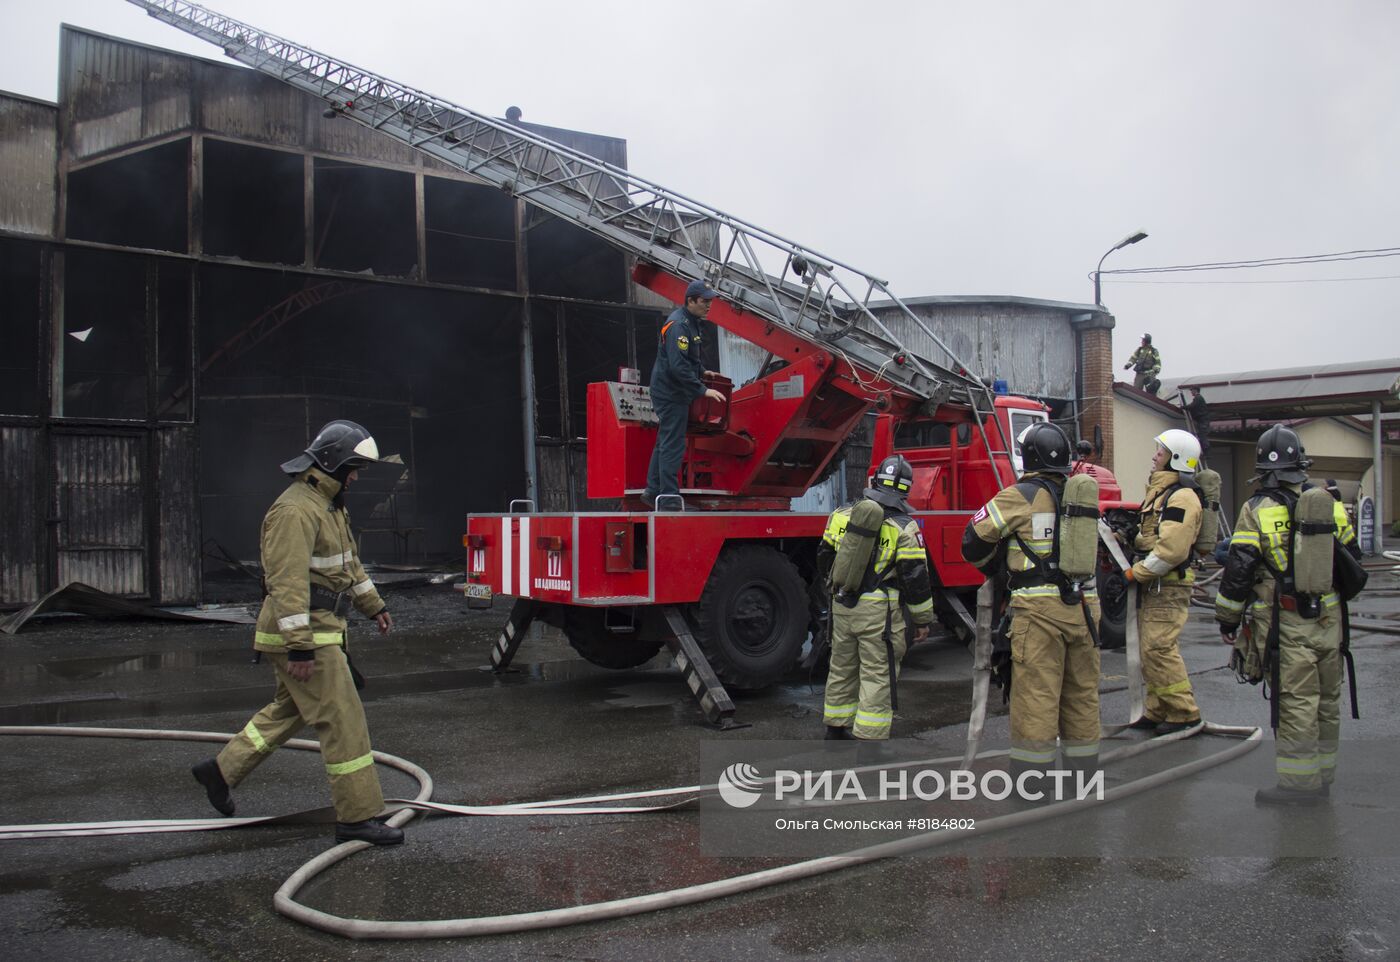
top-left (1098, 245), bottom-right (1400, 277)
top-left (1111, 273), bottom-right (1400, 286)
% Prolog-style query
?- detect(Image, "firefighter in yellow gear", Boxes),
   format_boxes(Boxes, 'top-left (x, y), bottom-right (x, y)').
top-left (817, 455), bottom-right (935, 742)
top-left (1124, 333), bottom-right (1161, 391)
top-left (1123, 429), bottom-right (1204, 735)
top-left (1215, 425), bottom-right (1361, 806)
top-left (190, 421), bottom-right (405, 845)
top-left (962, 422), bottom-right (1102, 779)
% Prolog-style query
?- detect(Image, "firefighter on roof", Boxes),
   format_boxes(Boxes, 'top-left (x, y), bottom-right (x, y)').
top-left (962, 422), bottom-right (1103, 780)
top-left (1124, 333), bottom-right (1161, 393)
top-left (1215, 425), bottom-right (1361, 806)
top-left (817, 455), bottom-right (934, 744)
top-left (191, 420), bottom-right (405, 845)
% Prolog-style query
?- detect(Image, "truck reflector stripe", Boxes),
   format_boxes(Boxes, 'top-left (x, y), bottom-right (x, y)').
top-left (502, 517), bottom-right (513, 595)
top-left (519, 516), bottom-right (530, 598)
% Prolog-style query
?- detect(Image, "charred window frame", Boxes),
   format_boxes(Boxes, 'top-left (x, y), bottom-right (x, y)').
top-left (59, 248), bottom-right (192, 422)
top-left (0, 238), bottom-right (44, 416)
top-left (312, 158), bottom-right (416, 277)
top-left (203, 138), bottom-right (304, 266)
top-left (65, 139), bottom-right (189, 253)
top-left (423, 175), bottom-right (516, 289)
top-left (525, 209), bottom-right (627, 301)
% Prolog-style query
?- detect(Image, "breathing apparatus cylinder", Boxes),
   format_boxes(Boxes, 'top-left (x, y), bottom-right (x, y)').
top-left (831, 498), bottom-right (885, 598)
top-left (1192, 468), bottom-right (1222, 555)
top-left (1292, 487), bottom-right (1336, 596)
top-left (1058, 474), bottom-right (1101, 580)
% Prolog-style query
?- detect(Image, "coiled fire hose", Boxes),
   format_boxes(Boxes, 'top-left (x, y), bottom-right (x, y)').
top-left (0, 712), bottom-right (1258, 939)
top-left (0, 515), bottom-right (1258, 940)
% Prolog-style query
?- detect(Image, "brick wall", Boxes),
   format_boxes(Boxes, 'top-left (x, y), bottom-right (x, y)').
top-left (1078, 322), bottom-right (1115, 468)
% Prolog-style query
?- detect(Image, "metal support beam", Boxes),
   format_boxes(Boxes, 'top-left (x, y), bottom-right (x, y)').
top-left (661, 606), bottom-right (740, 729)
top-left (516, 199), bottom-right (537, 505)
top-left (1373, 399), bottom-right (1386, 555)
top-left (489, 598), bottom-right (537, 672)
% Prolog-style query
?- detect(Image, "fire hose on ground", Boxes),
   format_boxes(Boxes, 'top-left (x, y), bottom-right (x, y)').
top-left (1, 518), bottom-right (1260, 940)
top-left (0, 719), bottom-right (1258, 939)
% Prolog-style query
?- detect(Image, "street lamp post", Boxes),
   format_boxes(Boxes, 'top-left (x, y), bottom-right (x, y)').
top-left (1093, 230), bottom-right (1148, 306)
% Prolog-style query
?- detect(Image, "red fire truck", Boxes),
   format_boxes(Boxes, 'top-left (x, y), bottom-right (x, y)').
top-left (463, 266), bottom-right (1133, 724)
top-left (134, 0), bottom-right (1134, 726)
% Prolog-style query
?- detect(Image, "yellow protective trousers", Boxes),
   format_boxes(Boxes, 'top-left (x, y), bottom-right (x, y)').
top-left (1138, 583), bottom-right (1201, 724)
top-left (216, 644), bottom-right (384, 823)
top-left (823, 589), bottom-right (906, 740)
top-left (1253, 599), bottom-right (1342, 791)
top-left (1008, 597), bottom-right (1101, 767)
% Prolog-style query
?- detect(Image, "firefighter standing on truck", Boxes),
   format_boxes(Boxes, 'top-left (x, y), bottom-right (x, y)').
top-left (1215, 425), bottom-right (1361, 806)
top-left (643, 278), bottom-right (727, 511)
top-left (817, 455), bottom-right (934, 746)
top-left (191, 420), bottom-right (404, 845)
top-left (962, 422), bottom-right (1103, 780)
top-left (1124, 429), bottom-right (1205, 736)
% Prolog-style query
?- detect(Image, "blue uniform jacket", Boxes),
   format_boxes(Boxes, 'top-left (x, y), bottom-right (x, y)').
top-left (649, 306), bottom-right (707, 403)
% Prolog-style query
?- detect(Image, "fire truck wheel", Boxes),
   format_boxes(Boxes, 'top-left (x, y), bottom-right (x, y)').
top-left (693, 546), bottom-right (808, 690)
top-left (1097, 565), bottom-right (1128, 651)
top-left (563, 610), bottom-right (665, 670)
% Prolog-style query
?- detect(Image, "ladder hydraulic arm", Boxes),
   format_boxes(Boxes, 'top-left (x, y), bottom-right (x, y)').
top-left (125, 0), bottom-right (999, 415)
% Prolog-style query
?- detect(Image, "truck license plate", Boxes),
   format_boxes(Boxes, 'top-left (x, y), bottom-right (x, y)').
top-left (463, 583), bottom-right (492, 607)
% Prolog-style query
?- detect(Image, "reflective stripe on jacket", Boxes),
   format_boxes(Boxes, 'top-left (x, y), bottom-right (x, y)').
top-left (819, 504), bottom-right (935, 622)
top-left (1132, 470), bottom-right (1203, 583)
top-left (254, 467), bottom-right (386, 652)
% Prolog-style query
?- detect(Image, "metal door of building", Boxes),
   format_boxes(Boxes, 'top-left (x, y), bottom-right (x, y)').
top-left (51, 433), bottom-right (147, 596)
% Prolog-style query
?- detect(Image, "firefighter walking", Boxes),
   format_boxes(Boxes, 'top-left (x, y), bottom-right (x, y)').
top-left (962, 422), bottom-right (1102, 779)
top-left (1215, 425), bottom-right (1361, 806)
top-left (818, 455), bottom-right (934, 744)
top-left (191, 420), bottom-right (405, 844)
top-left (1124, 429), bottom-right (1204, 735)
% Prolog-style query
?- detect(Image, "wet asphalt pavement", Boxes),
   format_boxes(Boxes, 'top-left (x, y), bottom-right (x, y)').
top-left (3, 571), bottom-right (1400, 962)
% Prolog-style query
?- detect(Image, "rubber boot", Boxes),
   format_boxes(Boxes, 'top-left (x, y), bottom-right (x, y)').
top-left (1254, 784), bottom-right (1325, 807)
top-left (824, 725), bottom-right (854, 740)
top-left (1154, 718), bottom-right (1200, 737)
top-left (191, 758), bottom-right (235, 817)
top-left (335, 816), bottom-right (405, 845)
top-left (1063, 754), bottom-right (1102, 801)
top-left (1008, 758), bottom-right (1055, 808)
top-left (1128, 716), bottom-right (1159, 731)
top-left (855, 738), bottom-right (894, 766)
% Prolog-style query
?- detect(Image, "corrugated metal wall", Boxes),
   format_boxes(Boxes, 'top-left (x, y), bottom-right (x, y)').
top-left (199, 64), bottom-right (305, 148)
top-left (0, 427), bottom-right (43, 604)
top-left (51, 434), bottom-right (146, 596)
top-left (63, 30), bottom-right (193, 159)
top-left (158, 426), bottom-right (200, 603)
top-left (0, 95), bottom-right (57, 236)
top-left (869, 300), bottom-right (1079, 400)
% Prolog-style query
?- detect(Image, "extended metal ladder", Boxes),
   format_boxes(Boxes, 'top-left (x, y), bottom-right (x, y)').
top-left (125, 0), bottom-right (1005, 420)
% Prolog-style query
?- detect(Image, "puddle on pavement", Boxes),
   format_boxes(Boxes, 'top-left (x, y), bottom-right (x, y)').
top-left (0, 657), bottom-right (666, 726)
top-left (0, 648), bottom-right (250, 685)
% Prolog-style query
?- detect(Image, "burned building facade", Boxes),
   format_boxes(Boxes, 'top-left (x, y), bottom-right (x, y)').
top-left (1, 27), bottom-right (662, 606)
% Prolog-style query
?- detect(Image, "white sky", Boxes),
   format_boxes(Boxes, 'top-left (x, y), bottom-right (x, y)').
top-left (2, 0), bottom-right (1397, 382)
